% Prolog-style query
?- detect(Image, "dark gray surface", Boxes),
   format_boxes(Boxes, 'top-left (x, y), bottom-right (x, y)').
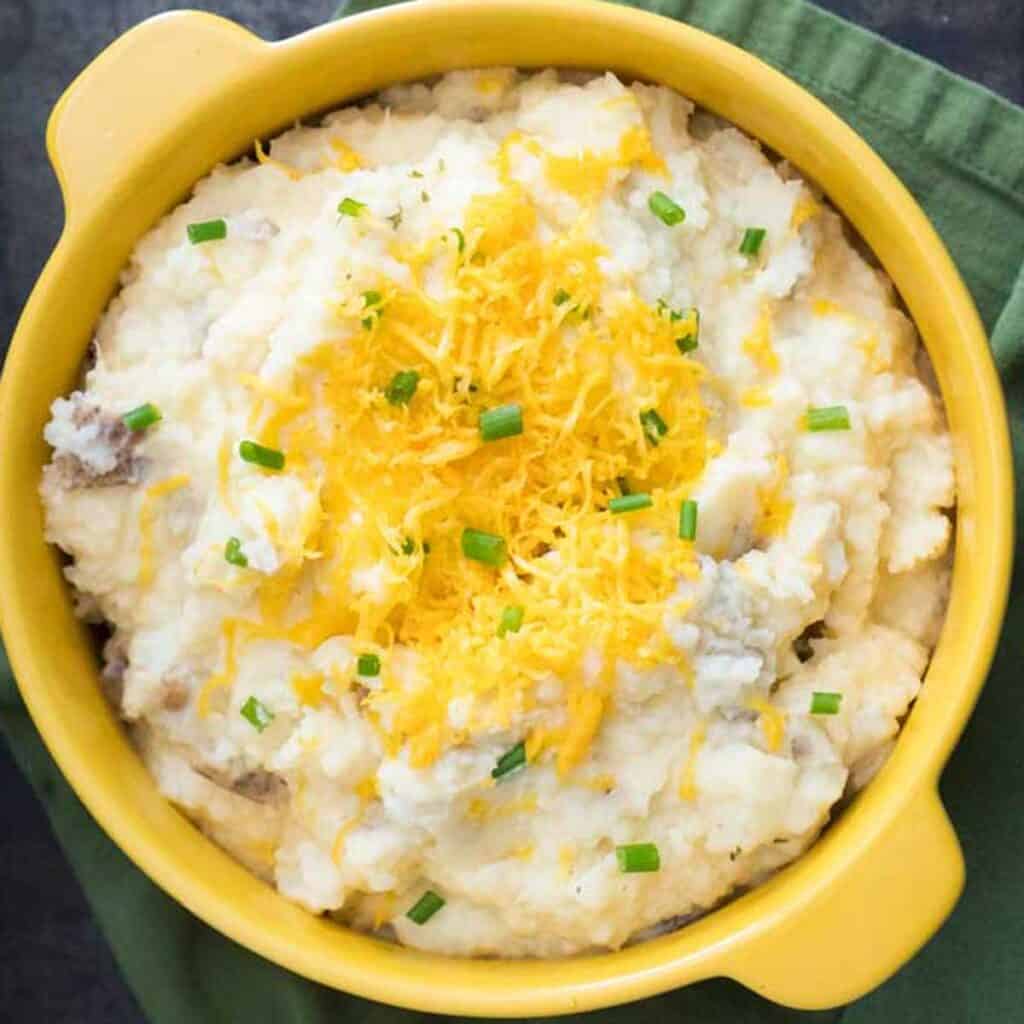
top-left (0, 2), bottom-right (1021, 1022)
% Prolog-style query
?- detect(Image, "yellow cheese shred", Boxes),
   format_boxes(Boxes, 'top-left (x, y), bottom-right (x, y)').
top-left (329, 137), bottom-right (364, 171)
top-left (790, 193), bottom-right (820, 230)
top-left (292, 672), bottom-right (326, 708)
top-left (742, 303), bottom-right (779, 375)
top-left (137, 473), bottom-right (190, 586)
top-left (755, 455), bottom-right (793, 539)
top-left (211, 156), bottom-right (716, 778)
top-left (678, 719), bottom-right (706, 800)
top-left (747, 695), bottom-right (787, 752)
top-left (254, 138), bottom-right (303, 181)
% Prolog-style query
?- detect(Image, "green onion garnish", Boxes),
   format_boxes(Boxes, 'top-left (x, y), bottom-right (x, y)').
top-left (553, 288), bottom-right (571, 306)
top-left (338, 197), bottom-right (366, 217)
top-left (739, 227), bottom-right (767, 256)
top-left (461, 527), bottom-right (507, 567)
top-left (492, 741), bottom-right (526, 779)
top-left (122, 403), bottom-right (162, 432)
top-left (616, 843), bottom-right (661, 873)
top-left (406, 890), bottom-right (445, 925)
top-left (640, 408), bottom-right (668, 446)
top-left (648, 191), bottom-right (686, 226)
top-left (224, 536), bottom-right (248, 567)
top-left (497, 605), bottom-right (525, 638)
top-left (806, 405), bottom-right (851, 431)
top-left (609, 493), bottom-right (653, 514)
top-left (385, 370), bottom-right (420, 406)
top-left (676, 309), bottom-right (700, 354)
top-left (361, 290), bottom-right (383, 330)
top-left (656, 299), bottom-right (683, 322)
top-left (810, 691), bottom-right (843, 715)
top-left (238, 440), bottom-right (285, 471)
top-left (450, 227), bottom-right (465, 253)
top-left (679, 499), bottom-right (698, 541)
top-left (357, 653), bottom-right (381, 677)
top-left (240, 696), bottom-right (274, 732)
top-left (401, 537), bottom-right (417, 555)
top-left (479, 403), bottom-right (523, 442)
top-left (187, 219), bottom-right (227, 244)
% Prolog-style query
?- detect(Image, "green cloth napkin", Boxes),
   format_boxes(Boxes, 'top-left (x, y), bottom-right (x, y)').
top-left (3, 0), bottom-right (1023, 1020)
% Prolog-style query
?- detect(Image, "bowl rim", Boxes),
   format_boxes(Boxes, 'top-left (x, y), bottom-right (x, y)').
top-left (0, 0), bottom-right (1013, 1015)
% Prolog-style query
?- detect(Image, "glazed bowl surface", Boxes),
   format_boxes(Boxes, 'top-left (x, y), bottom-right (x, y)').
top-left (0, 0), bottom-right (1012, 1015)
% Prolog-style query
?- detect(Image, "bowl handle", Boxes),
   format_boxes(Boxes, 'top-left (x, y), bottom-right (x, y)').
top-left (46, 12), bottom-right (266, 224)
top-left (723, 785), bottom-right (964, 1008)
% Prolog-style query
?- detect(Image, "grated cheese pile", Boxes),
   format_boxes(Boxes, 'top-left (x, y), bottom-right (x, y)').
top-left (41, 69), bottom-right (954, 958)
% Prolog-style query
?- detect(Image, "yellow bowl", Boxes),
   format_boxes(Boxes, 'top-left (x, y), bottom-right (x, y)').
top-left (0, 0), bottom-right (1013, 1014)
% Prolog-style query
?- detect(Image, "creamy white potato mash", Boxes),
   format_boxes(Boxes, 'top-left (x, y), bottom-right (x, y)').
top-left (41, 69), bottom-right (953, 956)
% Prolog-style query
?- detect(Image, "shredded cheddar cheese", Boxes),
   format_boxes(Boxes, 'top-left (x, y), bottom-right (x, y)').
top-left (137, 474), bottom-right (190, 586)
top-left (755, 455), bottom-right (793, 539)
top-left (747, 695), bottom-right (786, 752)
top-left (740, 386), bottom-right (772, 408)
top-left (329, 137), bottom-right (364, 171)
top-left (678, 720), bottom-right (706, 800)
top-left (254, 138), bottom-right (303, 181)
top-left (790, 193), bottom-right (820, 230)
top-left (292, 672), bottom-right (326, 708)
top-left (196, 132), bottom-right (715, 777)
top-left (742, 303), bottom-right (779, 375)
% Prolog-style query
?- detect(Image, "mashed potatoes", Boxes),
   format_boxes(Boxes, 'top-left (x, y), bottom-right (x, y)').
top-left (41, 70), bottom-right (954, 956)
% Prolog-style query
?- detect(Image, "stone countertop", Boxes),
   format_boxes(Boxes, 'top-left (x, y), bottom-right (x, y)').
top-left (0, 2), bottom-right (1021, 1022)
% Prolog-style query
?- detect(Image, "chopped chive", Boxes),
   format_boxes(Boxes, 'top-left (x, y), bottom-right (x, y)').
top-left (616, 842), bottom-right (661, 873)
top-left (639, 408), bottom-right (668, 446)
top-left (679, 499), bottom-right (698, 541)
top-left (479, 403), bottom-right (523, 442)
top-left (224, 536), bottom-right (248, 567)
top-left (240, 696), bottom-right (274, 732)
top-left (385, 369), bottom-right (420, 406)
top-left (553, 288), bottom-right (571, 306)
top-left (357, 653), bottom-right (381, 677)
top-left (648, 191), bottom-right (686, 226)
top-left (492, 741), bottom-right (526, 779)
top-left (122, 403), bottom-right (162, 432)
top-left (461, 527), bottom-right (506, 567)
top-left (387, 209), bottom-right (403, 230)
top-left (497, 605), bottom-right (525, 638)
top-left (450, 227), bottom-right (465, 253)
top-left (656, 299), bottom-right (683, 322)
top-left (238, 439), bottom-right (285, 471)
top-left (739, 227), bottom-right (767, 256)
top-left (337, 197), bottom-right (366, 217)
top-left (616, 476), bottom-right (631, 496)
top-left (401, 537), bottom-right (416, 555)
top-left (406, 890), bottom-right (445, 925)
top-left (609, 492), bottom-right (653, 514)
top-left (361, 290), bottom-right (383, 331)
top-left (676, 309), bottom-right (700, 354)
top-left (810, 691), bottom-right (843, 715)
top-left (187, 218), bottom-right (227, 244)
top-left (806, 405), bottom-right (851, 432)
